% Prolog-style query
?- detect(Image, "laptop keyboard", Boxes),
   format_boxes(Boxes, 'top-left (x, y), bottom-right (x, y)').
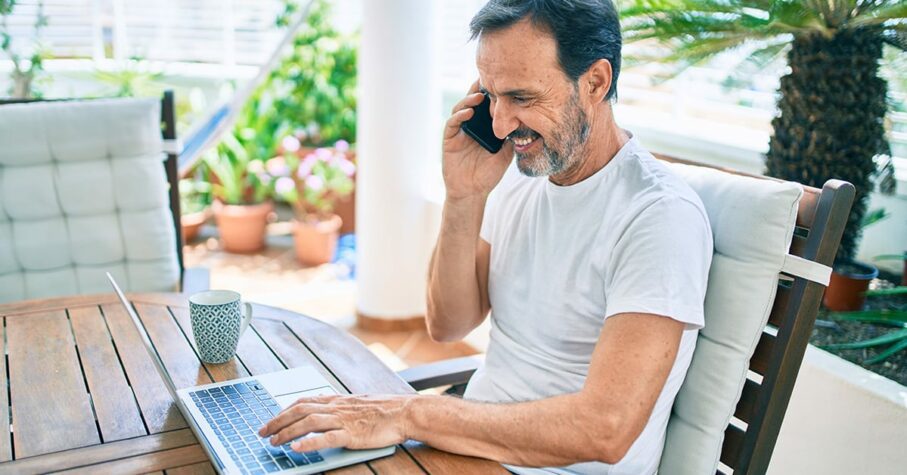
top-left (190, 381), bottom-right (324, 474)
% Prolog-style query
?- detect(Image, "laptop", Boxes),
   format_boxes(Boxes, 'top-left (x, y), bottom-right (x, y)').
top-left (106, 273), bottom-right (395, 474)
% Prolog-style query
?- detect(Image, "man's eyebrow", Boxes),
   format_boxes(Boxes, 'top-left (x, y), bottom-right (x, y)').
top-left (479, 87), bottom-right (535, 98)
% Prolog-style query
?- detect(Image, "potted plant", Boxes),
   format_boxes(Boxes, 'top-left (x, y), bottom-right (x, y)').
top-left (620, 1), bottom-right (904, 264)
top-left (824, 208), bottom-right (889, 310)
top-left (271, 139), bottom-right (355, 266)
top-left (178, 178), bottom-right (212, 243)
top-left (204, 132), bottom-right (274, 253)
top-left (1, 0), bottom-right (50, 98)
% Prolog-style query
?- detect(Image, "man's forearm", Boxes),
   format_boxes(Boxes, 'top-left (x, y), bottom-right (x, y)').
top-left (404, 392), bottom-right (626, 467)
top-left (426, 195), bottom-right (488, 340)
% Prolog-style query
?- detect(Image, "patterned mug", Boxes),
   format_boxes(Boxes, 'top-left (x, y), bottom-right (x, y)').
top-left (189, 290), bottom-right (253, 364)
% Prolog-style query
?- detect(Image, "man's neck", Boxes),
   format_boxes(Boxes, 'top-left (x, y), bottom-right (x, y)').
top-left (548, 109), bottom-right (628, 187)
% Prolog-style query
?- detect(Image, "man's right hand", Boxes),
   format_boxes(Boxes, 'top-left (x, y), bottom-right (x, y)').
top-left (442, 81), bottom-right (513, 201)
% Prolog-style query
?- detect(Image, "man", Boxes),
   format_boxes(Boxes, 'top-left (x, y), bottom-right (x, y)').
top-left (259, 1), bottom-right (713, 473)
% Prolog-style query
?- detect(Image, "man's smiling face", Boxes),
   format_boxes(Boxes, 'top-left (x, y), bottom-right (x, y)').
top-left (476, 19), bottom-right (590, 177)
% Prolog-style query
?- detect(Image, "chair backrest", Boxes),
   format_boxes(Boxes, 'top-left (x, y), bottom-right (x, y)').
top-left (0, 95), bottom-right (185, 302)
top-left (655, 155), bottom-right (854, 475)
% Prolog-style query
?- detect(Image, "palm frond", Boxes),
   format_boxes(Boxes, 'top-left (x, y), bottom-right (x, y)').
top-left (823, 328), bottom-right (907, 350)
top-left (830, 309), bottom-right (907, 327)
top-left (849, 1), bottom-right (907, 28)
top-left (865, 337), bottom-right (907, 364)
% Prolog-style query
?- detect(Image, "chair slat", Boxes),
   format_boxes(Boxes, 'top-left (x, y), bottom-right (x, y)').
top-left (734, 378), bottom-right (762, 424)
top-left (7, 311), bottom-right (100, 458)
top-left (768, 285), bottom-right (792, 328)
top-left (789, 233), bottom-right (808, 259)
top-left (796, 188), bottom-right (819, 229)
top-left (750, 332), bottom-right (776, 376)
top-left (720, 425), bottom-right (746, 468)
top-left (0, 318), bottom-right (10, 462)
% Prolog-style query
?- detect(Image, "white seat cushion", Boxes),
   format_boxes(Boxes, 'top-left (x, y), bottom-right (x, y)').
top-left (0, 98), bottom-right (179, 302)
top-left (659, 162), bottom-right (802, 474)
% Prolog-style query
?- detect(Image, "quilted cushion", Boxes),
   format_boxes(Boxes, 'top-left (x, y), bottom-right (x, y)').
top-left (658, 162), bottom-right (802, 474)
top-left (0, 98), bottom-right (179, 303)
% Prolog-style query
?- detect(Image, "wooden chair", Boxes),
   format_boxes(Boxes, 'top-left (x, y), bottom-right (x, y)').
top-left (0, 92), bottom-right (208, 298)
top-left (400, 159), bottom-right (855, 475)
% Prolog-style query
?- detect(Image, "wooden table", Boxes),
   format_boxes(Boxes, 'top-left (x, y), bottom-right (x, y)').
top-left (0, 293), bottom-right (508, 474)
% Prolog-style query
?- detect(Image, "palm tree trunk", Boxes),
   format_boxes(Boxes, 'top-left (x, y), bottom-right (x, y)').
top-left (765, 28), bottom-right (889, 262)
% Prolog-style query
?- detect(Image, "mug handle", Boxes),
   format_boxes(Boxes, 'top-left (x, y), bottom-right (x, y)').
top-left (239, 302), bottom-right (253, 336)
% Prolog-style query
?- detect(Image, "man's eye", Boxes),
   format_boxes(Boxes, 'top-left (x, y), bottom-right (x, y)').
top-left (512, 97), bottom-right (529, 105)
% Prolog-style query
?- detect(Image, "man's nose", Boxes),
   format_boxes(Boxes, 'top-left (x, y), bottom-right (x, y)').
top-left (491, 100), bottom-right (517, 140)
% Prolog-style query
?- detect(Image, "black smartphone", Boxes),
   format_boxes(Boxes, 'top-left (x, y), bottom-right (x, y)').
top-left (461, 93), bottom-right (505, 154)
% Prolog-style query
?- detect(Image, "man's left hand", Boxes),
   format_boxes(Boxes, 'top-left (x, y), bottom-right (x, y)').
top-left (257, 394), bottom-right (415, 452)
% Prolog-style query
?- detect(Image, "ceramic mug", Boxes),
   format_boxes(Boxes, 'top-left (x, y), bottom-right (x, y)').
top-left (189, 290), bottom-right (253, 364)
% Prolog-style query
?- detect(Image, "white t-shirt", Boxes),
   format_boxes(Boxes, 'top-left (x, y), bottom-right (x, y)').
top-left (464, 136), bottom-right (713, 475)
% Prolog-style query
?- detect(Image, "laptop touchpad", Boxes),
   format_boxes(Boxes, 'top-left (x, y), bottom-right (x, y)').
top-left (274, 386), bottom-right (338, 409)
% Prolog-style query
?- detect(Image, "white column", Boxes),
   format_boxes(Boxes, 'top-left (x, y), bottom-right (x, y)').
top-left (356, 0), bottom-right (440, 322)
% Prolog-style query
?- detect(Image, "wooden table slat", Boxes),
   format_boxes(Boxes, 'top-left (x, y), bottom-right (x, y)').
top-left (234, 317), bottom-right (289, 376)
top-left (100, 303), bottom-right (186, 434)
top-left (365, 450), bottom-right (428, 475)
top-left (0, 294), bottom-right (120, 317)
top-left (164, 461), bottom-right (217, 475)
top-left (7, 310), bottom-right (100, 458)
top-left (250, 317), bottom-right (347, 391)
top-left (0, 318), bottom-right (11, 462)
top-left (69, 306), bottom-right (147, 442)
top-left (133, 303), bottom-right (213, 390)
top-left (57, 444), bottom-right (208, 474)
top-left (326, 463), bottom-right (375, 475)
top-left (2, 429), bottom-right (197, 474)
top-left (169, 306), bottom-right (250, 382)
top-left (404, 441), bottom-right (510, 475)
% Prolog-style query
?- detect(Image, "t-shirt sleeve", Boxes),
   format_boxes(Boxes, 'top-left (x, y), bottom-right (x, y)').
top-left (604, 196), bottom-right (713, 328)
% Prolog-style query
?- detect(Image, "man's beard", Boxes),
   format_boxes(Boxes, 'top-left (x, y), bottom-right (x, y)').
top-left (513, 91), bottom-right (589, 178)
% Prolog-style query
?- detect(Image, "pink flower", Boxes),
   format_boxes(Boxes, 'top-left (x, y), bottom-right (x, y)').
top-left (315, 148), bottom-right (332, 161)
top-left (281, 135), bottom-right (301, 153)
top-left (334, 140), bottom-right (350, 153)
top-left (266, 157), bottom-right (290, 177)
top-left (305, 175), bottom-right (324, 191)
top-left (275, 176), bottom-right (296, 195)
top-left (338, 158), bottom-right (356, 177)
top-left (297, 155), bottom-right (317, 178)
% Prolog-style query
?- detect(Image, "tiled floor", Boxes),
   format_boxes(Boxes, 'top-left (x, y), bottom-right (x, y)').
top-left (183, 224), bottom-right (479, 373)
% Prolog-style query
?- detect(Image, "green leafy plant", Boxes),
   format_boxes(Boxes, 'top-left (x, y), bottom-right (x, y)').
top-left (179, 178), bottom-right (212, 215)
top-left (271, 137), bottom-right (355, 218)
top-left (204, 132), bottom-right (272, 205)
top-left (251, 0), bottom-right (357, 147)
top-left (825, 288), bottom-right (907, 364)
top-left (1, 0), bottom-right (50, 98)
top-left (620, 0), bottom-right (907, 261)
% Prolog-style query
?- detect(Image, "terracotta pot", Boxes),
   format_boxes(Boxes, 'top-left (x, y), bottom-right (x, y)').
top-left (292, 214), bottom-right (342, 266)
top-left (180, 209), bottom-right (208, 243)
top-left (212, 201), bottom-right (273, 253)
top-left (334, 189), bottom-right (355, 234)
top-left (823, 260), bottom-right (879, 311)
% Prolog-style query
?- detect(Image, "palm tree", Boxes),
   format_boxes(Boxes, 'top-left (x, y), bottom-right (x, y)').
top-left (620, 0), bottom-right (906, 262)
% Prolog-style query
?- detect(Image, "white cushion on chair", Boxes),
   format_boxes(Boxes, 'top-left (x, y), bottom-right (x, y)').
top-left (0, 98), bottom-right (180, 303)
top-left (659, 163), bottom-right (802, 475)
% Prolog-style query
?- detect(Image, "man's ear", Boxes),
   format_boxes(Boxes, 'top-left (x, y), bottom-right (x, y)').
top-left (582, 59), bottom-right (612, 104)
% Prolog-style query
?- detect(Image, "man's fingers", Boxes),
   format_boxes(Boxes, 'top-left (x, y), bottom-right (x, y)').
top-left (259, 403), bottom-right (320, 437)
top-left (290, 430), bottom-right (351, 453)
top-left (444, 108), bottom-right (475, 140)
top-left (450, 92), bottom-right (485, 115)
top-left (468, 79), bottom-right (481, 94)
top-left (271, 414), bottom-right (340, 446)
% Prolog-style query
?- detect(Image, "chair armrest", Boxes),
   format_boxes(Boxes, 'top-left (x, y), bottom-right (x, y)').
top-left (397, 355), bottom-right (483, 391)
top-left (182, 267), bottom-right (210, 294)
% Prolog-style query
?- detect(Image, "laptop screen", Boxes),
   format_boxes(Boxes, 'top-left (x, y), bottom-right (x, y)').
top-left (106, 272), bottom-right (181, 402)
